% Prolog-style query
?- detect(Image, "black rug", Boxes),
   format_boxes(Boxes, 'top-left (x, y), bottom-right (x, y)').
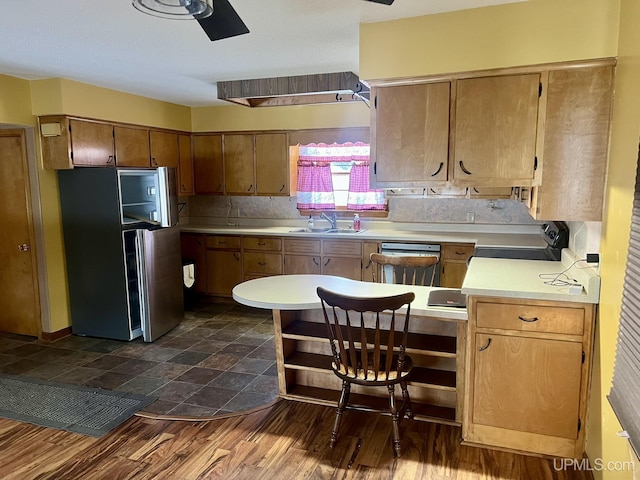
top-left (0, 374), bottom-right (155, 437)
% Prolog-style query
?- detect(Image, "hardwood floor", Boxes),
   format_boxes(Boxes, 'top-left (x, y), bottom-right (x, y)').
top-left (0, 400), bottom-right (593, 480)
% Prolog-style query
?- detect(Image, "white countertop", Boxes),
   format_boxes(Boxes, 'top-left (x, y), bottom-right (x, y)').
top-left (232, 274), bottom-right (468, 321)
top-left (180, 223), bottom-right (546, 249)
top-left (462, 250), bottom-right (600, 304)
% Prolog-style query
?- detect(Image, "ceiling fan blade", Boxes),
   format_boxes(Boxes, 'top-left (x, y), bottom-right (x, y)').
top-left (364, 0), bottom-right (395, 4)
top-left (197, 0), bottom-right (249, 42)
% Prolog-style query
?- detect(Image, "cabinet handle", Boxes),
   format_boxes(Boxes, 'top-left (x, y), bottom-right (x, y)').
top-left (233, 252), bottom-right (240, 261)
top-left (313, 258), bottom-right (320, 267)
top-left (455, 251), bottom-right (466, 255)
top-left (258, 241), bottom-right (266, 246)
top-left (430, 162), bottom-right (444, 177)
top-left (181, 184), bottom-right (187, 191)
top-left (217, 184), bottom-right (223, 191)
top-left (364, 260), bottom-right (372, 269)
top-left (279, 184), bottom-right (285, 192)
top-left (459, 161), bottom-right (472, 175)
top-left (152, 157), bottom-right (158, 166)
top-left (107, 155), bottom-right (114, 164)
top-left (218, 241), bottom-right (226, 245)
top-left (258, 262), bottom-right (266, 266)
top-left (478, 338), bottom-right (492, 351)
top-left (518, 315), bottom-right (539, 323)
top-left (324, 258), bottom-right (331, 266)
top-left (247, 184), bottom-right (253, 192)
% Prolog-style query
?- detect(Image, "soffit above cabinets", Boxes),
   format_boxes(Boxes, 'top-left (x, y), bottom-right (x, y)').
top-left (217, 71), bottom-right (370, 107)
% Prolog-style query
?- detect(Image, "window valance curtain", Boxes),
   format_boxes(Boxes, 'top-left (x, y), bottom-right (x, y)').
top-left (296, 142), bottom-right (386, 211)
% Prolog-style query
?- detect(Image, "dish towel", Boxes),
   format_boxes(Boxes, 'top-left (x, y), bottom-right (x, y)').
top-left (183, 263), bottom-right (195, 289)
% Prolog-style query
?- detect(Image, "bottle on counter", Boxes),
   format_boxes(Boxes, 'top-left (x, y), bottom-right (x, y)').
top-left (353, 213), bottom-right (361, 231)
top-left (307, 215), bottom-right (314, 230)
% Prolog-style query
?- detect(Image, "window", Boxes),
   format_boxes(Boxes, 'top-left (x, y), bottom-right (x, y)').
top-left (294, 142), bottom-right (387, 212)
top-left (609, 145), bottom-right (640, 457)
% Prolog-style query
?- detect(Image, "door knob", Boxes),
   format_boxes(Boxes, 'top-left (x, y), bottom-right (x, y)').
top-left (18, 243), bottom-right (30, 251)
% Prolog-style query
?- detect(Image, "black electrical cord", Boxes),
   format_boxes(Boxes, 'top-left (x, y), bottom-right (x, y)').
top-left (538, 258), bottom-right (587, 287)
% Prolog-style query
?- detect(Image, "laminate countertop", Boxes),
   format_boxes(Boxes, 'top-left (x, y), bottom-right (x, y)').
top-left (462, 249), bottom-right (600, 304)
top-left (180, 223), bottom-right (547, 249)
top-left (232, 274), bottom-right (468, 322)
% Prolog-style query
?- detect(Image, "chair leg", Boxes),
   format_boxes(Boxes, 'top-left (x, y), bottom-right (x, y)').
top-left (330, 380), bottom-right (350, 448)
top-left (400, 381), bottom-right (413, 420)
top-left (387, 384), bottom-right (402, 457)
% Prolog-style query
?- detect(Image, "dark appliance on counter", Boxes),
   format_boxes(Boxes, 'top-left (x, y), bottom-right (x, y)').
top-left (472, 221), bottom-right (569, 261)
top-left (58, 167), bottom-right (183, 342)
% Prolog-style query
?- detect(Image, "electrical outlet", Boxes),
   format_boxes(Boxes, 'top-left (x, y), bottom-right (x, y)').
top-left (466, 212), bottom-right (475, 223)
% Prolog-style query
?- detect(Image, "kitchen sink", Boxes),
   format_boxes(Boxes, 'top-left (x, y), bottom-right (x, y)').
top-left (288, 227), bottom-right (366, 235)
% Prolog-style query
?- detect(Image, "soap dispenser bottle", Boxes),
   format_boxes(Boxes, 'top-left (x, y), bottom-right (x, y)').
top-left (307, 215), bottom-right (314, 230)
top-left (353, 213), bottom-right (361, 231)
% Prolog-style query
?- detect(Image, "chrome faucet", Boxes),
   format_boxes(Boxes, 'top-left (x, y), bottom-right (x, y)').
top-left (321, 212), bottom-right (338, 229)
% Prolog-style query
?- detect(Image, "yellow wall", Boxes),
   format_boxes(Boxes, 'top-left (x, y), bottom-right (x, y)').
top-left (191, 102), bottom-right (369, 132)
top-left (587, 0), bottom-right (640, 477)
top-left (30, 78), bottom-right (192, 131)
top-left (360, 0), bottom-right (619, 81)
top-left (0, 74), bottom-right (35, 126)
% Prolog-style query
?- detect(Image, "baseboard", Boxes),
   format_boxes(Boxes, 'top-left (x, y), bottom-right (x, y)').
top-left (40, 327), bottom-right (72, 343)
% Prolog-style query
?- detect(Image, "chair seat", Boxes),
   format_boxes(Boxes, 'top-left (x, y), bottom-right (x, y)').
top-left (331, 354), bottom-right (413, 384)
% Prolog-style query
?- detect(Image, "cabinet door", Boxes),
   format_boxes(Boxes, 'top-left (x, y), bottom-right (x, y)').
top-left (440, 244), bottom-right (474, 288)
top-left (193, 134), bottom-right (224, 195)
top-left (322, 256), bottom-right (362, 280)
top-left (69, 119), bottom-right (115, 166)
top-left (224, 134), bottom-right (255, 194)
top-left (205, 250), bottom-right (241, 296)
top-left (284, 254), bottom-right (321, 275)
top-left (472, 333), bottom-right (582, 439)
top-left (372, 82), bottom-right (450, 187)
top-left (453, 74), bottom-right (539, 183)
top-left (178, 134), bottom-right (194, 196)
top-left (114, 125), bottom-right (150, 167)
top-left (256, 133), bottom-right (289, 195)
top-left (150, 130), bottom-right (179, 168)
top-left (532, 65), bottom-right (613, 221)
top-left (180, 233), bottom-right (206, 293)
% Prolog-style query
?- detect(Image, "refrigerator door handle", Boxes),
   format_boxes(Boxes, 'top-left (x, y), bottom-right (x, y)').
top-left (135, 230), bottom-right (150, 338)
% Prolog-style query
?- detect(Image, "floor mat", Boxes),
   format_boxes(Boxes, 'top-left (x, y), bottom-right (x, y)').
top-left (0, 373), bottom-right (155, 436)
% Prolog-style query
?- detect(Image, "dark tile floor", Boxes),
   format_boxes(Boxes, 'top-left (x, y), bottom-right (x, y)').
top-left (0, 301), bottom-right (279, 418)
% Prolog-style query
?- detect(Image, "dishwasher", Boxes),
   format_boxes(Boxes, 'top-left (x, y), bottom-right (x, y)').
top-left (380, 242), bottom-right (441, 286)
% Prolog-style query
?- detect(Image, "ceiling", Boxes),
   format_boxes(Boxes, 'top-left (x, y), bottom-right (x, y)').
top-left (0, 0), bottom-right (523, 107)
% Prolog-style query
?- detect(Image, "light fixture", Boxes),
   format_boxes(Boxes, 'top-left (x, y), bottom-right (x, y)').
top-left (132, 0), bottom-right (213, 20)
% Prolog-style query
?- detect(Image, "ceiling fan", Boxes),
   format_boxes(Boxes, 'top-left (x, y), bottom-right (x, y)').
top-left (132, 0), bottom-right (395, 42)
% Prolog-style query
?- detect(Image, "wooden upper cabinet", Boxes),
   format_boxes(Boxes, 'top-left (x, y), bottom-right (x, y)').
top-left (224, 134), bottom-right (255, 194)
top-left (150, 130), bottom-right (179, 168)
top-left (69, 119), bottom-right (115, 167)
top-left (530, 65), bottom-right (614, 221)
top-left (114, 125), bottom-right (150, 167)
top-left (371, 82), bottom-right (450, 187)
top-left (255, 133), bottom-right (289, 195)
top-left (178, 134), bottom-right (194, 196)
top-left (193, 134), bottom-right (224, 195)
top-left (453, 74), bottom-right (540, 184)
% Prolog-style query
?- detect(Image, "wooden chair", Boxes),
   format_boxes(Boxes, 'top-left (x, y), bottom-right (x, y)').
top-left (370, 252), bottom-right (440, 286)
top-left (316, 286), bottom-right (416, 457)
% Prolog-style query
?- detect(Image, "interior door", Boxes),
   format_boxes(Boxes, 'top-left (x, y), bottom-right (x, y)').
top-left (0, 129), bottom-right (40, 336)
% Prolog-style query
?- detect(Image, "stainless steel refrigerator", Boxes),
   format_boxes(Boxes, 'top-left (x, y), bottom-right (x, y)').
top-left (58, 167), bottom-right (183, 342)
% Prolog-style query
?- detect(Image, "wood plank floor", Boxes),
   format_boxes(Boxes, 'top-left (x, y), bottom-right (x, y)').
top-left (0, 399), bottom-right (593, 480)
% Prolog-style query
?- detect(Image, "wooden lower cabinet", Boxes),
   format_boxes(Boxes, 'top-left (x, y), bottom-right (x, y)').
top-left (274, 308), bottom-right (465, 425)
top-left (440, 243), bottom-right (474, 288)
top-left (242, 236), bottom-right (283, 280)
top-left (284, 238), bottom-right (363, 280)
top-left (463, 296), bottom-right (595, 458)
top-left (205, 235), bottom-right (241, 297)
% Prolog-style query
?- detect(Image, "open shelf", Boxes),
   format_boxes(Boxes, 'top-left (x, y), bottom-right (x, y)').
top-left (284, 351), bottom-right (456, 390)
top-left (283, 384), bottom-right (458, 425)
top-left (282, 319), bottom-right (457, 358)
